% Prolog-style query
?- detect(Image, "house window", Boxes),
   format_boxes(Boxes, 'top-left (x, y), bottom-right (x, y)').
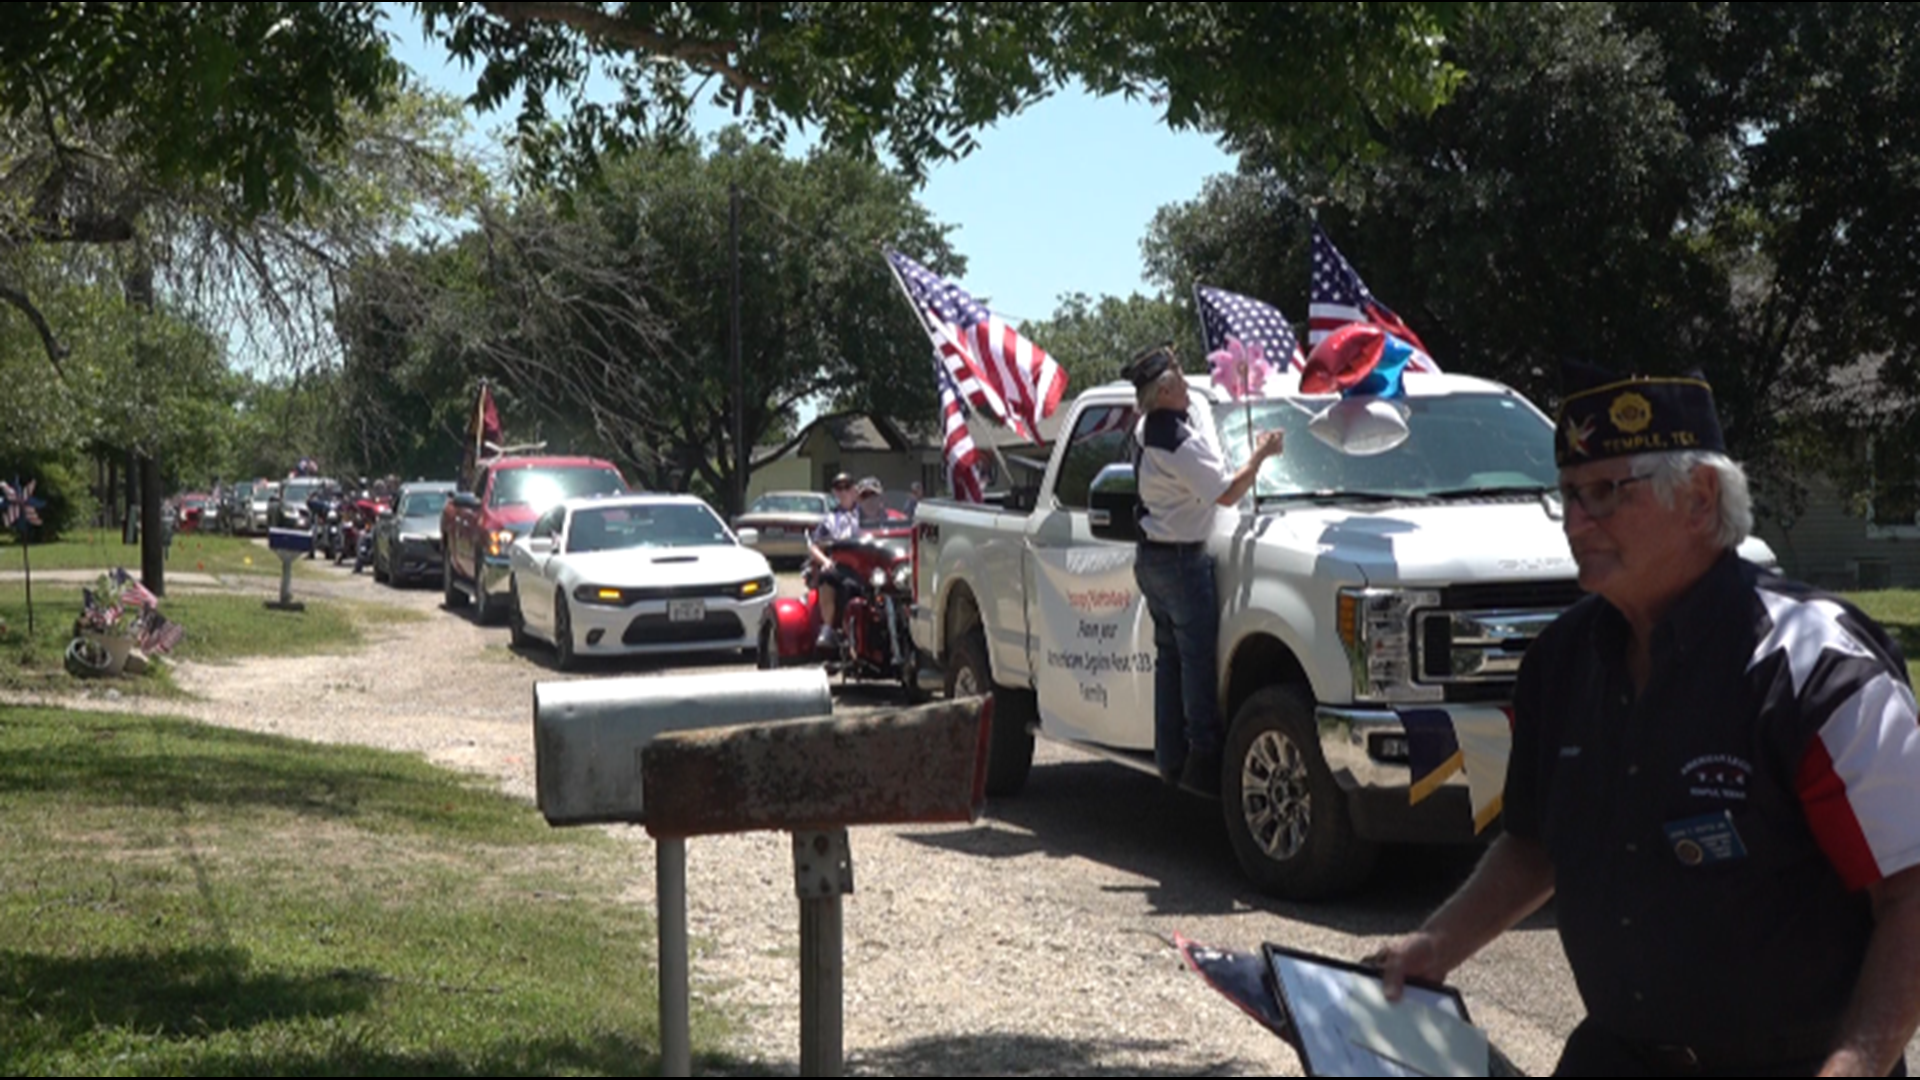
top-left (1862, 433), bottom-right (1920, 536)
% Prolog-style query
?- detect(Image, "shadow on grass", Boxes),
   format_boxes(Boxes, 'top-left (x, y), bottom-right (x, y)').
top-left (0, 710), bottom-right (539, 841)
top-left (0, 945), bottom-right (376, 1051)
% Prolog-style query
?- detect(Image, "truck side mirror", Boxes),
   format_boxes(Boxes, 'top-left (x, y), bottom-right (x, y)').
top-left (1087, 463), bottom-right (1141, 544)
top-left (452, 492), bottom-right (481, 511)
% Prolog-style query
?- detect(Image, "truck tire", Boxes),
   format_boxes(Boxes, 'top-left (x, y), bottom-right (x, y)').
top-left (1221, 684), bottom-right (1377, 900)
top-left (443, 556), bottom-right (469, 609)
top-left (947, 628), bottom-right (1034, 796)
top-left (471, 549), bottom-right (501, 624)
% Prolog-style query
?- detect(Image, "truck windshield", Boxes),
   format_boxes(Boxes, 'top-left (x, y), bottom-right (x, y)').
top-left (490, 466), bottom-right (626, 511)
top-left (1214, 392), bottom-right (1558, 501)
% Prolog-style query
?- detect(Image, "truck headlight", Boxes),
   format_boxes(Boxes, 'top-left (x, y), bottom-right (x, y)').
top-left (1336, 587), bottom-right (1442, 703)
top-left (488, 528), bottom-right (517, 557)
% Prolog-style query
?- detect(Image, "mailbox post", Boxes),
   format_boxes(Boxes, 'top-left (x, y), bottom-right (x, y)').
top-left (265, 527), bottom-right (310, 610)
top-left (533, 668), bottom-right (990, 1077)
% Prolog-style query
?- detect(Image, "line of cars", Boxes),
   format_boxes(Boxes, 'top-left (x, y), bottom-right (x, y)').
top-left (360, 453), bottom-right (785, 672)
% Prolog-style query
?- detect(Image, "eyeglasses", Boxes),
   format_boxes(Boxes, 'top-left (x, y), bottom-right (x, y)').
top-left (1558, 474), bottom-right (1650, 519)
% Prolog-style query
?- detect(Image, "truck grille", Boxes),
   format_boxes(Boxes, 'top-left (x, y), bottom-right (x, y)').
top-left (1416, 580), bottom-right (1583, 695)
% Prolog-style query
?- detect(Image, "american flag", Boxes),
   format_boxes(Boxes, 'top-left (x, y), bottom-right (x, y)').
top-left (885, 249), bottom-right (1066, 442)
top-left (1195, 285), bottom-right (1306, 372)
top-left (137, 610), bottom-right (185, 655)
top-left (1077, 404), bottom-right (1137, 440)
top-left (1308, 224), bottom-right (1440, 372)
top-left (933, 358), bottom-right (985, 503)
top-left (112, 566), bottom-right (158, 609)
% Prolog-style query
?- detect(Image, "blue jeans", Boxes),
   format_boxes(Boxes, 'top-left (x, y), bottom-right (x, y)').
top-left (1133, 542), bottom-right (1222, 776)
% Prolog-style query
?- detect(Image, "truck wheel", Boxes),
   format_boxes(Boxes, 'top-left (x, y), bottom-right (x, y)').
top-left (443, 556), bottom-right (469, 609)
top-left (948, 628), bottom-right (1033, 796)
top-left (1221, 685), bottom-right (1377, 900)
top-left (471, 550), bottom-right (501, 624)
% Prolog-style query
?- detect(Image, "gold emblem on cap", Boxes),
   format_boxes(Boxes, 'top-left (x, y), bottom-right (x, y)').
top-left (1610, 392), bottom-right (1653, 434)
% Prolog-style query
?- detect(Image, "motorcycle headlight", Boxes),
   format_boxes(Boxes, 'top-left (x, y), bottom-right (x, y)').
top-left (869, 567), bottom-right (888, 590)
top-left (1336, 586), bottom-right (1442, 704)
top-left (891, 564), bottom-right (912, 592)
top-left (327, 509), bottom-right (340, 522)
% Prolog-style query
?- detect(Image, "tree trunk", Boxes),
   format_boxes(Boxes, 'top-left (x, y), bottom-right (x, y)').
top-left (140, 454), bottom-right (164, 596)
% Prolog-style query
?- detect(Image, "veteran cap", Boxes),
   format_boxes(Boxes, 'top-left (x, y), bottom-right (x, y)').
top-left (1121, 341), bottom-right (1177, 388)
top-left (1555, 359), bottom-right (1725, 468)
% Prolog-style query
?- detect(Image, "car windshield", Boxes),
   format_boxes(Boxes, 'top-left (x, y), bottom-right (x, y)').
top-left (750, 494), bottom-right (827, 514)
top-left (1212, 391), bottom-right (1559, 501)
top-left (283, 480), bottom-right (324, 502)
top-left (400, 492), bottom-right (450, 517)
top-left (566, 503), bottom-right (732, 553)
top-left (490, 466), bottom-right (625, 512)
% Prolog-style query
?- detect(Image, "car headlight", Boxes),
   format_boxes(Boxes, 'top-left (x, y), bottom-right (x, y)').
top-left (574, 585), bottom-right (627, 605)
top-left (1336, 586), bottom-right (1442, 703)
top-left (736, 575), bottom-right (775, 600)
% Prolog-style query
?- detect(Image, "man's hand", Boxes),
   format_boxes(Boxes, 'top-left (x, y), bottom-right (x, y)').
top-left (1363, 930), bottom-right (1454, 1001)
top-left (1252, 428), bottom-right (1285, 461)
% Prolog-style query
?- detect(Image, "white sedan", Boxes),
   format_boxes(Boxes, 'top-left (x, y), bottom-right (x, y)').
top-left (505, 494), bottom-right (776, 670)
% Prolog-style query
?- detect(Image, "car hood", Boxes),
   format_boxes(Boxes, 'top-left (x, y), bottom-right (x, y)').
top-left (1251, 496), bottom-right (1775, 585)
top-left (557, 545), bottom-right (771, 584)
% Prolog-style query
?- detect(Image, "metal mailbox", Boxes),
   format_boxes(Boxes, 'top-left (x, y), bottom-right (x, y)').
top-left (532, 667), bottom-right (832, 826)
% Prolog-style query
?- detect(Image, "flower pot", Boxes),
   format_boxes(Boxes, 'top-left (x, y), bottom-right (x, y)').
top-left (66, 631), bottom-right (134, 678)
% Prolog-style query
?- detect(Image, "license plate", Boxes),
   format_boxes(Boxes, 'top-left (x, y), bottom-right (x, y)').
top-left (668, 599), bottom-right (706, 623)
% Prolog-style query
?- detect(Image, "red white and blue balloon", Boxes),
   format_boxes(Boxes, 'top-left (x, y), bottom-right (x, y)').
top-left (1299, 324), bottom-right (1419, 455)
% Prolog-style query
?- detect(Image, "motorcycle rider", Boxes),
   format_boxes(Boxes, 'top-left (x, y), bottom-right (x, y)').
top-left (807, 471), bottom-right (865, 649)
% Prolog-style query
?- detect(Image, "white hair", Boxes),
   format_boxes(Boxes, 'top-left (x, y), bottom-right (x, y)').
top-left (1136, 367), bottom-right (1183, 412)
top-left (1629, 451), bottom-right (1752, 549)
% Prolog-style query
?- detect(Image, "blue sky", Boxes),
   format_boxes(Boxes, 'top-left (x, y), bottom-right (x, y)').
top-left (382, 11), bottom-right (1238, 324)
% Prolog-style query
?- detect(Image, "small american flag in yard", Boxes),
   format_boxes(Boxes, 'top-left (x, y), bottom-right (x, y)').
top-left (113, 567), bottom-right (158, 609)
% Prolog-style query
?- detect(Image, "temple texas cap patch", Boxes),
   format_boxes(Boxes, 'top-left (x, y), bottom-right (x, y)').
top-left (1555, 358), bottom-right (1726, 468)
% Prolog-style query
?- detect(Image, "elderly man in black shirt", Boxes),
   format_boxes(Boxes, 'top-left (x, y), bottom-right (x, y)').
top-left (1370, 361), bottom-right (1920, 1076)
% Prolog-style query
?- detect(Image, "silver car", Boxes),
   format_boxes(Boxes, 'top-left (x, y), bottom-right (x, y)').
top-left (373, 481), bottom-right (456, 586)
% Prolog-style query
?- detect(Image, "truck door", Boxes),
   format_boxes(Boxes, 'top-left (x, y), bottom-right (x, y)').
top-left (1024, 403), bottom-right (1155, 750)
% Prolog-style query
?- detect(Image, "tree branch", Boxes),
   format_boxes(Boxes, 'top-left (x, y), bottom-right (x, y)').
top-left (474, 1), bottom-right (773, 97)
top-left (0, 281), bottom-right (71, 380)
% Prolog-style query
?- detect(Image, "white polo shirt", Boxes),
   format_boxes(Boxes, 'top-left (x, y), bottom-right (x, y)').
top-left (1135, 407), bottom-right (1230, 543)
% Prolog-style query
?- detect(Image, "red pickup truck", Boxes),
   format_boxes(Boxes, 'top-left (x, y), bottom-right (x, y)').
top-left (441, 454), bottom-right (629, 623)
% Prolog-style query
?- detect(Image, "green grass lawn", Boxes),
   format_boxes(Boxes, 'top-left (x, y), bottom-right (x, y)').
top-left (0, 527), bottom-right (302, 579)
top-left (0, 706), bottom-right (733, 1075)
top-left (1843, 589), bottom-right (1920, 683)
top-left (0, 582), bottom-right (424, 695)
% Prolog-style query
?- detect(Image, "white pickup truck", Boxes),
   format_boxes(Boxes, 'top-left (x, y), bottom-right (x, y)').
top-left (910, 371), bottom-right (1775, 899)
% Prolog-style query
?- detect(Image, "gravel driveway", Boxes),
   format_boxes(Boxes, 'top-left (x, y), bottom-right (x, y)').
top-left (10, 563), bottom-right (1593, 1075)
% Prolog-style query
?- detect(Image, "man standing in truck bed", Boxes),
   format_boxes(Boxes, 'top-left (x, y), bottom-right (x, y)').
top-left (1122, 343), bottom-right (1282, 797)
top-left (1371, 360), bottom-right (1920, 1075)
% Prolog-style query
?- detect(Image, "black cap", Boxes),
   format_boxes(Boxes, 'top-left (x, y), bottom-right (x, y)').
top-left (1121, 341), bottom-right (1176, 388)
top-left (1555, 359), bottom-right (1725, 468)
top-left (830, 471), bottom-right (855, 489)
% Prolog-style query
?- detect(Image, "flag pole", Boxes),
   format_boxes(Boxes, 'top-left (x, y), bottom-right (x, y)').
top-left (881, 250), bottom-right (1017, 496)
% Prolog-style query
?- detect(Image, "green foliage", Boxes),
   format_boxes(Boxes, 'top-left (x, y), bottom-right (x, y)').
top-left (334, 128), bottom-right (961, 513)
top-left (0, 3), bottom-right (401, 219)
top-left (1143, 2), bottom-right (1920, 502)
top-left (415, 2), bottom-right (1475, 184)
top-left (1018, 292), bottom-right (1189, 390)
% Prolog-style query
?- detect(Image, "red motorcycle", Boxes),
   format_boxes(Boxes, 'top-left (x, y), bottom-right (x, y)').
top-left (758, 514), bottom-right (930, 703)
top-left (345, 492), bottom-right (390, 570)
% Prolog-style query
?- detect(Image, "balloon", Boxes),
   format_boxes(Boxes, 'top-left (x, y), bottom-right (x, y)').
top-left (1207, 336), bottom-right (1274, 400)
top-left (1300, 323), bottom-right (1387, 395)
top-left (1308, 397), bottom-right (1412, 456)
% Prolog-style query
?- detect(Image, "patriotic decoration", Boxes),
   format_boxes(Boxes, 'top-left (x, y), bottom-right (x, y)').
top-left (1195, 285), bottom-right (1306, 373)
top-left (1401, 707), bottom-right (1514, 834)
top-left (1300, 322), bottom-right (1421, 456)
top-left (933, 357), bottom-right (985, 503)
top-left (112, 566), bottom-right (158, 610)
top-left (1, 477), bottom-right (44, 531)
top-left (885, 250), bottom-right (1066, 442)
top-left (1309, 224), bottom-right (1439, 373)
